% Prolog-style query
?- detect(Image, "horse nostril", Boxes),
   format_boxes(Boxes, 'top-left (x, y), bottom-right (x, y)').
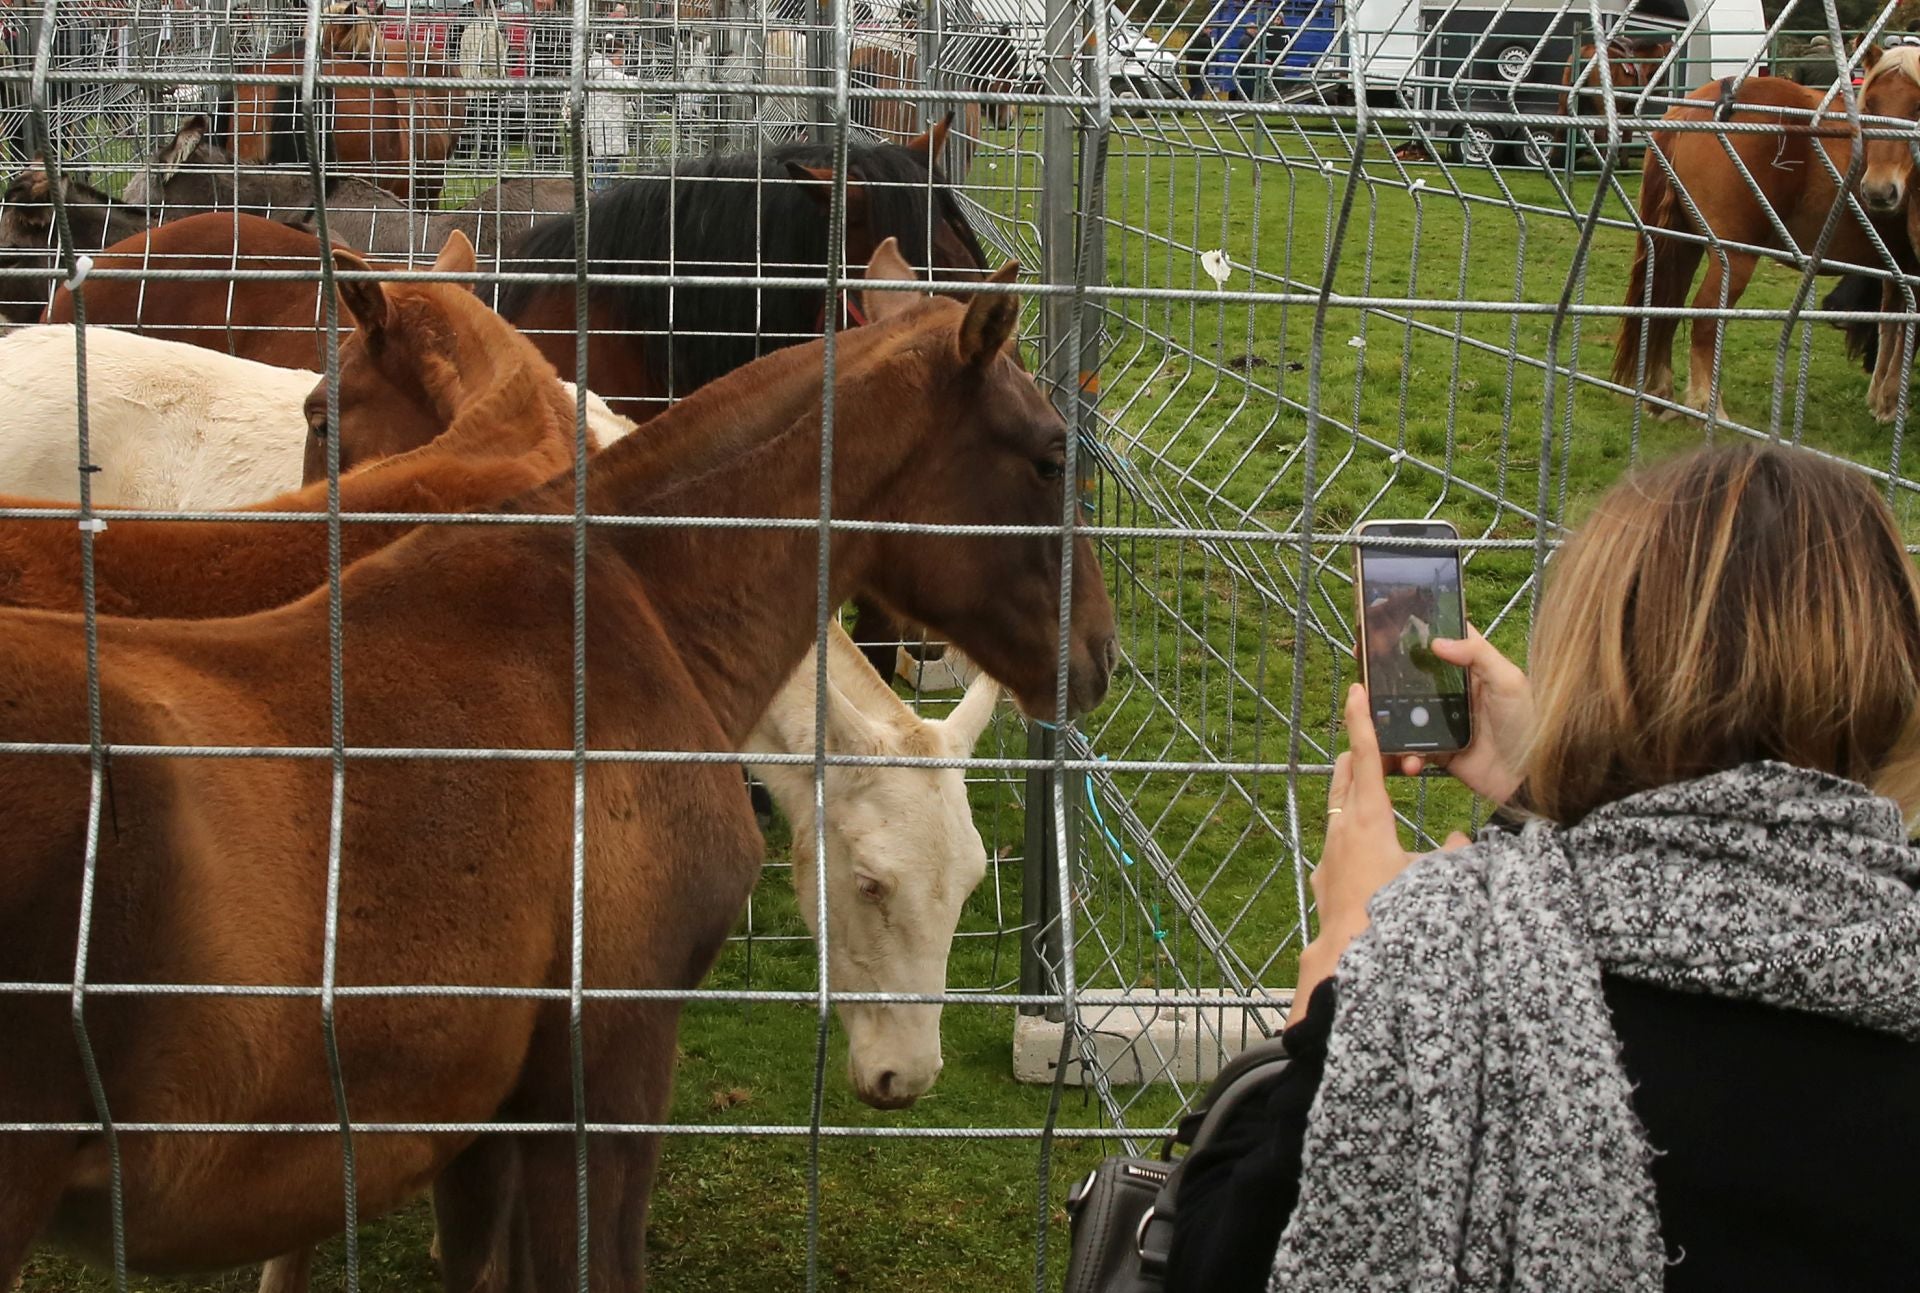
top-left (1103, 635), bottom-right (1119, 673)
top-left (875, 1070), bottom-right (898, 1099)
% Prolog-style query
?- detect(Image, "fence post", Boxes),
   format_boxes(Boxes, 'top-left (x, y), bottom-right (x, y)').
top-left (1022, 0), bottom-right (1104, 1023)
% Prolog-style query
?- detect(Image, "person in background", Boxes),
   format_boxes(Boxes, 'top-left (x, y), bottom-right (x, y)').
top-left (585, 31), bottom-right (630, 189)
top-left (1167, 441), bottom-right (1920, 1292)
top-left (526, 0), bottom-right (567, 154)
top-left (458, 0), bottom-right (508, 161)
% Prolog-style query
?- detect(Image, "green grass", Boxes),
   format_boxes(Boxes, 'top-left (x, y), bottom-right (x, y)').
top-left (21, 113), bottom-right (1920, 1290)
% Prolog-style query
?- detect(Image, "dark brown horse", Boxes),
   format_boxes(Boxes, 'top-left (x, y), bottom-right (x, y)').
top-left (43, 212), bottom-right (397, 370)
top-left (0, 164), bottom-right (153, 322)
top-left (1614, 51), bottom-right (1920, 424)
top-left (0, 240), bottom-right (1114, 1290)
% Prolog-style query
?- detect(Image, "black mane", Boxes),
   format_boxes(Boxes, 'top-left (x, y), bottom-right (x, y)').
top-left (496, 138), bottom-right (988, 399)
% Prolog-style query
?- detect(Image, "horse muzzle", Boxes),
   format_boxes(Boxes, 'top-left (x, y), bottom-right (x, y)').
top-left (1862, 178), bottom-right (1906, 216)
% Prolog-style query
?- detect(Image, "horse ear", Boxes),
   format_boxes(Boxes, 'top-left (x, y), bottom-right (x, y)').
top-left (433, 228), bottom-right (477, 277)
top-left (860, 236), bottom-right (922, 323)
top-left (783, 161), bottom-right (868, 218)
top-left (1860, 41), bottom-right (1884, 75)
top-left (331, 247), bottom-right (387, 335)
top-left (932, 666), bottom-right (1000, 758)
top-left (906, 110), bottom-right (954, 169)
top-left (956, 260), bottom-right (1020, 369)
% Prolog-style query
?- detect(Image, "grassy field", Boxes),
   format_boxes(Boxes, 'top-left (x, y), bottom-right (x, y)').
top-left (20, 111), bottom-right (1920, 1291)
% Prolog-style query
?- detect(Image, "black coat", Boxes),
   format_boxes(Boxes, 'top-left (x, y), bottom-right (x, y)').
top-left (1168, 974), bottom-right (1920, 1290)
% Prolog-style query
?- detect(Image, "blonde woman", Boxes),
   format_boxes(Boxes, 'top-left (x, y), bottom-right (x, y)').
top-left (1168, 443), bottom-right (1920, 1292)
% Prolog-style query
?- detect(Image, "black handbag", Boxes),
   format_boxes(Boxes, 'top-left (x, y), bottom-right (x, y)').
top-left (1061, 1035), bottom-right (1293, 1293)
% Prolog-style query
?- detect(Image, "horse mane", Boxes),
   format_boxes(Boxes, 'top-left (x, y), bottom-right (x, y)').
top-left (497, 139), bottom-right (987, 399)
top-left (1822, 273), bottom-right (1883, 374)
top-left (1865, 44), bottom-right (1920, 93)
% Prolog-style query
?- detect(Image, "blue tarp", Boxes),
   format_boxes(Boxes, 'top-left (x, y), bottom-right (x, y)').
top-left (1197, 0), bottom-right (1337, 95)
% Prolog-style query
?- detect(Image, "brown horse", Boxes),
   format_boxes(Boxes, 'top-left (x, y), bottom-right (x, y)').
top-left (0, 240), bottom-right (1114, 1289)
top-left (850, 46), bottom-right (985, 180)
top-left (214, 32), bottom-right (464, 205)
top-left (43, 212), bottom-right (396, 370)
top-left (1559, 33), bottom-right (1673, 148)
top-left (0, 235), bottom-right (594, 619)
top-left (1614, 52), bottom-right (1920, 423)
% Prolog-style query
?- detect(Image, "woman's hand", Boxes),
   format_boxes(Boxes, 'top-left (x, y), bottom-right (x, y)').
top-left (1292, 683), bottom-right (1469, 1026)
top-left (1390, 625), bottom-right (1533, 805)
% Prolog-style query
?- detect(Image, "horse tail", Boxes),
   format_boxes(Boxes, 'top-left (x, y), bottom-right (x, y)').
top-left (1613, 128), bottom-right (1686, 387)
top-left (1823, 274), bottom-right (1882, 374)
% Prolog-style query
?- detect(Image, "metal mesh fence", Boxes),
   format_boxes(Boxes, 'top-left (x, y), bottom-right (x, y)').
top-left (2, 0), bottom-right (1918, 1287)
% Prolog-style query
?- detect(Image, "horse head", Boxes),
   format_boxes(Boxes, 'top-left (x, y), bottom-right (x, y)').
top-left (303, 230), bottom-right (503, 480)
top-left (121, 115), bottom-right (220, 209)
top-left (1860, 45), bottom-right (1920, 216)
top-left (848, 237), bottom-right (1115, 720)
top-left (748, 625), bottom-right (999, 1109)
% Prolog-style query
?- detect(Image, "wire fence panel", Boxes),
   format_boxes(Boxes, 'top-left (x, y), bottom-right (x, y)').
top-left (1, 0), bottom-right (1917, 1288)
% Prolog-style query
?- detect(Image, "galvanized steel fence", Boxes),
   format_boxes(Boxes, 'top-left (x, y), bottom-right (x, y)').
top-left (2, 0), bottom-right (1919, 1286)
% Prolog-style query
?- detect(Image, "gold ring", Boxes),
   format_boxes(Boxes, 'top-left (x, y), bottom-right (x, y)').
top-left (1326, 807), bottom-right (1344, 816)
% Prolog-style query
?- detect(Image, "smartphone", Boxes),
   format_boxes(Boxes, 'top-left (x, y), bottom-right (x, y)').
top-left (1353, 519), bottom-right (1472, 755)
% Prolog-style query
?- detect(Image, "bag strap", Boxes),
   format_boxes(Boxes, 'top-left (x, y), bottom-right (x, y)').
top-left (1135, 1037), bottom-right (1293, 1276)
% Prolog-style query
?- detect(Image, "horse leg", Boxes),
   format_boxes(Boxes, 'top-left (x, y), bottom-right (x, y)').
top-left (850, 597), bottom-right (904, 683)
top-left (1681, 251), bottom-right (1756, 422)
top-left (516, 1007), bottom-right (678, 1291)
top-left (0, 1138), bottom-right (71, 1287)
top-left (1869, 279), bottom-right (1908, 424)
top-left (433, 1135), bottom-right (530, 1293)
top-left (256, 1250), bottom-right (313, 1293)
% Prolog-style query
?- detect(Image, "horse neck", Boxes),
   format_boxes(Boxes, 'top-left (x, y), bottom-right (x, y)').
top-left (583, 334), bottom-right (920, 742)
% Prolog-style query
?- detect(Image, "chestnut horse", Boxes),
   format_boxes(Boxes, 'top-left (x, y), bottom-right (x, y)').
top-left (1614, 51), bottom-right (1920, 423)
top-left (850, 46), bottom-right (986, 180)
top-left (1559, 34), bottom-right (1673, 150)
top-left (0, 236), bottom-right (593, 619)
top-left (0, 240), bottom-right (1115, 1289)
top-left (43, 212), bottom-right (397, 371)
top-left (211, 34), bottom-right (463, 205)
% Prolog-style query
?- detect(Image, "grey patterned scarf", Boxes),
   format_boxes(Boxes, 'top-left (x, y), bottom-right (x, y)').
top-left (1269, 761), bottom-right (1920, 1293)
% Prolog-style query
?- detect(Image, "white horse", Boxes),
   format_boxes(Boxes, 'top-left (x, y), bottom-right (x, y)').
top-left (750, 621), bottom-right (1000, 1106)
top-left (0, 325), bottom-right (628, 508)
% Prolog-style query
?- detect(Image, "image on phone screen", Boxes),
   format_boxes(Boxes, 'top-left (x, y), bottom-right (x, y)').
top-left (1358, 527), bottom-right (1470, 752)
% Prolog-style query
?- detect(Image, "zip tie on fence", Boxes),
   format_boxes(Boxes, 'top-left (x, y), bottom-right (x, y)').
top-left (78, 517), bottom-right (107, 533)
top-left (66, 254), bottom-right (93, 290)
top-left (1410, 178), bottom-right (1428, 192)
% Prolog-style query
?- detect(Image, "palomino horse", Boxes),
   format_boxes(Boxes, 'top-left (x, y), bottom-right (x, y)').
top-left (0, 164), bottom-right (151, 321)
top-left (43, 212), bottom-right (396, 370)
top-left (211, 32), bottom-right (464, 205)
top-left (0, 239), bottom-right (1115, 1288)
top-left (1615, 49), bottom-right (1920, 423)
top-left (0, 325), bottom-right (627, 510)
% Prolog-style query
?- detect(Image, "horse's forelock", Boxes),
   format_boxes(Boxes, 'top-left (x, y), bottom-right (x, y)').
top-left (1865, 45), bottom-right (1920, 94)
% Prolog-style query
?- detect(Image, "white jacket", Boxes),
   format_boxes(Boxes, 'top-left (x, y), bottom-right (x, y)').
top-left (586, 51), bottom-right (632, 157)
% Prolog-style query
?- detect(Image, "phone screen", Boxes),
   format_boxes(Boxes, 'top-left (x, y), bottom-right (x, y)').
top-left (1357, 523), bottom-right (1471, 753)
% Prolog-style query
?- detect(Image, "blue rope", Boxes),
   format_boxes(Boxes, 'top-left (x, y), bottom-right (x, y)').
top-left (1031, 721), bottom-right (1167, 943)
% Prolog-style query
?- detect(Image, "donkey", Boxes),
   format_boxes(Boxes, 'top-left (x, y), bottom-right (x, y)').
top-left (0, 238), bottom-right (1115, 1288)
top-left (0, 163), bottom-right (153, 321)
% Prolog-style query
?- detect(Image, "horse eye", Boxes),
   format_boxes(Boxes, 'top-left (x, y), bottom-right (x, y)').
top-left (1035, 457), bottom-right (1064, 482)
top-left (854, 873), bottom-right (887, 903)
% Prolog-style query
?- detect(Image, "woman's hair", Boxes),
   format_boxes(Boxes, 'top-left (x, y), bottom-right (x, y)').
top-left (1524, 442), bottom-right (1920, 826)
